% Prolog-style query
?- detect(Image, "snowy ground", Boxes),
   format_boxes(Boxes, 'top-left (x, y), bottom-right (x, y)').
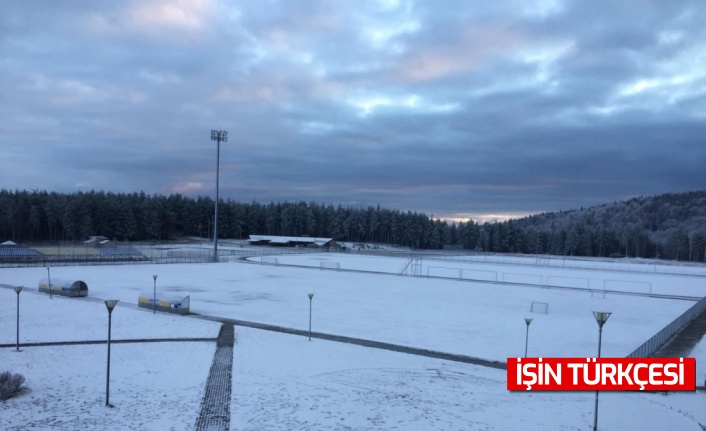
top-left (0, 292), bottom-right (219, 431)
top-left (1, 251), bottom-right (706, 430)
top-left (233, 326), bottom-right (706, 431)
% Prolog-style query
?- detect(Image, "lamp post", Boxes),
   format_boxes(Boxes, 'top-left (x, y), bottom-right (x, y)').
top-left (105, 300), bottom-right (119, 407)
top-left (152, 275), bottom-right (158, 314)
top-left (524, 318), bottom-right (533, 358)
top-left (308, 293), bottom-right (314, 341)
top-left (14, 286), bottom-right (23, 352)
top-left (592, 311), bottom-right (611, 431)
top-left (210, 129), bottom-right (227, 263)
top-left (46, 267), bottom-right (52, 299)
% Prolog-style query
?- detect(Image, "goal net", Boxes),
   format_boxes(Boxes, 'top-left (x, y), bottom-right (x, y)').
top-left (530, 302), bottom-right (549, 314)
top-left (320, 261), bottom-right (341, 271)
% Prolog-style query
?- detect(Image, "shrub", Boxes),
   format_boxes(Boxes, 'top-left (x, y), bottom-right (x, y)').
top-left (0, 371), bottom-right (26, 401)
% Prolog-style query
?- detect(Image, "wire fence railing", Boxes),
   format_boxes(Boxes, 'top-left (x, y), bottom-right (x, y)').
top-left (4, 240), bottom-right (705, 275)
top-left (0, 241), bottom-right (330, 268)
top-left (627, 295), bottom-right (706, 358)
top-left (347, 250), bottom-right (706, 277)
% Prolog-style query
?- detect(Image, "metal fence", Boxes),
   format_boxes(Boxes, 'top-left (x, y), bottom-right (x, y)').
top-left (351, 250), bottom-right (706, 277)
top-left (0, 241), bottom-right (330, 268)
top-left (627, 295), bottom-right (706, 358)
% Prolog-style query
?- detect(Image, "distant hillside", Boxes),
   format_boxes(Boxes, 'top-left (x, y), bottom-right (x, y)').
top-left (1, 189), bottom-right (704, 262)
top-left (509, 191), bottom-right (706, 261)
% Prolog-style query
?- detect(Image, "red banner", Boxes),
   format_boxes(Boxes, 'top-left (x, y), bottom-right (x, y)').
top-left (507, 357), bottom-right (696, 391)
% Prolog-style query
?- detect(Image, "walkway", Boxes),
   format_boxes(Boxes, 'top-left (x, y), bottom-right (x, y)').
top-left (191, 313), bottom-right (507, 370)
top-left (0, 337), bottom-right (215, 349)
top-left (194, 324), bottom-right (234, 431)
top-left (653, 307), bottom-right (706, 358)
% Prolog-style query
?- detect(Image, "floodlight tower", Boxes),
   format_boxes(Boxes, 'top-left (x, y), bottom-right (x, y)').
top-left (210, 129), bottom-right (227, 262)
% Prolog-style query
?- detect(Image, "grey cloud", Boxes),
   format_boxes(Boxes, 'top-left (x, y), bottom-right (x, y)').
top-left (1, 0), bottom-right (704, 221)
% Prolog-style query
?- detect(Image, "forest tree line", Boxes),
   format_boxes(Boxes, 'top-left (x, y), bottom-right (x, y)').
top-left (1, 189), bottom-right (705, 262)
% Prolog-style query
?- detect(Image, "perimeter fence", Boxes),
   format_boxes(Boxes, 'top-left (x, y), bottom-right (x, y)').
top-left (0, 241), bottom-right (324, 268)
top-left (627, 295), bottom-right (706, 358)
top-left (347, 250), bottom-right (706, 277)
top-left (4, 242), bottom-right (706, 281)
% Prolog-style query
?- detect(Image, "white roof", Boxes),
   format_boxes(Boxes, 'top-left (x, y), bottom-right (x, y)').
top-left (269, 238), bottom-right (291, 244)
top-left (84, 236), bottom-right (105, 244)
top-left (249, 235), bottom-right (333, 245)
top-left (1, 240), bottom-right (18, 246)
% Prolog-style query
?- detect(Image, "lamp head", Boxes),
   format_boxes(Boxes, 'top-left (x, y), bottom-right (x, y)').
top-left (153, 275), bottom-right (158, 281)
top-left (308, 293), bottom-right (314, 300)
top-left (593, 311), bottom-right (612, 328)
top-left (105, 299), bottom-right (119, 312)
top-left (524, 318), bottom-right (533, 326)
top-left (13, 285), bottom-right (23, 294)
top-left (211, 129), bottom-right (228, 142)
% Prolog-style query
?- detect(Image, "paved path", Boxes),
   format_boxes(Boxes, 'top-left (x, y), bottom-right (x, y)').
top-left (653, 307), bottom-right (706, 358)
top-left (192, 313), bottom-right (507, 370)
top-left (194, 324), bottom-right (234, 431)
top-left (0, 337), bottom-right (215, 349)
top-left (649, 306), bottom-right (706, 391)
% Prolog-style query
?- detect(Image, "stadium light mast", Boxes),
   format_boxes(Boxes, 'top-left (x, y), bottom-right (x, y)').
top-left (210, 129), bottom-right (227, 262)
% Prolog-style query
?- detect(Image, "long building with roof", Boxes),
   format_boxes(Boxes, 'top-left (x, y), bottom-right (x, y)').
top-left (248, 235), bottom-right (336, 248)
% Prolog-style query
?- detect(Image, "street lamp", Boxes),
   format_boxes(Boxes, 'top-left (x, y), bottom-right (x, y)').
top-left (308, 293), bottom-right (314, 341)
top-left (13, 286), bottom-right (23, 352)
top-left (46, 267), bottom-right (52, 299)
top-left (210, 129), bottom-right (227, 263)
top-left (524, 318), bottom-right (533, 358)
top-left (152, 275), bottom-right (158, 314)
top-left (592, 311), bottom-right (611, 431)
top-left (105, 300), bottom-right (119, 407)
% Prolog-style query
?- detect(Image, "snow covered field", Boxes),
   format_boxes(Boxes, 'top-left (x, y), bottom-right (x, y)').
top-left (1, 252), bottom-right (706, 430)
top-left (251, 252), bottom-right (706, 296)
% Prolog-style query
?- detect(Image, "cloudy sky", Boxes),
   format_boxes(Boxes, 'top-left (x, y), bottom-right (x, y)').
top-left (2, 0), bottom-right (705, 222)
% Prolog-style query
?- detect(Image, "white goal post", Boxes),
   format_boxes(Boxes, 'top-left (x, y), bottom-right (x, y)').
top-left (261, 257), bottom-right (279, 266)
top-left (320, 261), bottom-right (341, 271)
top-left (530, 302), bottom-right (549, 314)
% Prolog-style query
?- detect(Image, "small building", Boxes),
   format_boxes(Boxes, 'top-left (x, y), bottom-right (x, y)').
top-left (248, 235), bottom-right (336, 248)
top-left (138, 292), bottom-right (190, 315)
top-left (38, 278), bottom-right (88, 297)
